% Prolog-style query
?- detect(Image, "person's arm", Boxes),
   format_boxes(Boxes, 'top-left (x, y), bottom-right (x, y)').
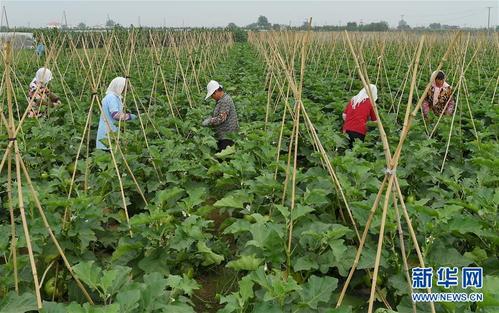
top-left (109, 97), bottom-right (133, 121)
top-left (422, 101), bottom-right (430, 118)
top-left (369, 102), bottom-right (377, 122)
top-left (111, 112), bottom-right (133, 120)
top-left (47, 90), bottom-right (60, 104)
top-left (210, 101), bottom-right (230, 126)
top-left (445, 87), bottom-right (455, 115)
top-left (342, 100), bottom-right (350, 121)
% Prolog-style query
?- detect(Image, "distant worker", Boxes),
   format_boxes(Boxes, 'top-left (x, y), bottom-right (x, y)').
top-left (96, 77), bottom-right (137, 150)
top-left (202, 80), bottom-right (239, 152)
top-left (422, 70), bottom-right (455, 118)
top-left (28, 67), bottom-right (61, 118)
top-left (342, 84), bottom-right (378, 148)
top-left (35, 42), bottom-right (45, 57)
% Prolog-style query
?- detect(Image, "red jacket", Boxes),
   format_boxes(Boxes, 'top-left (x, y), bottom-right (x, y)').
top-left (342, 98), bottom-right (377, 135)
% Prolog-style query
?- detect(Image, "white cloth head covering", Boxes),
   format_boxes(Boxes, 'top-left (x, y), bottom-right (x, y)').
top-left (205, 80), bottom-right (222, 100)
top-left (31, 67), bottom-right (53, 86)
top-left (106, 77), bottom-right (127, 98)
top-left (352, 84), bottom-right (377, 109)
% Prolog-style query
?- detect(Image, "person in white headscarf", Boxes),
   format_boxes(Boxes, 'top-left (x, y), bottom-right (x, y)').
top-left (342, 84), bottom-right (378, 148)
top-left (96, 77), bottom-right (137, 150)
top-left (28, 67), bottom-right (61, 118)
top-left (422, 70), bottom-right (454, 118)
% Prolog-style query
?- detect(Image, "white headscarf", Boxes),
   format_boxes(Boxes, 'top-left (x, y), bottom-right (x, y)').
top-left (352, 84), bottom-right (377, 109)
top-left (106, 77), bottom-right (127, 98)
top-left (31, 67), bottom-right (53, 86)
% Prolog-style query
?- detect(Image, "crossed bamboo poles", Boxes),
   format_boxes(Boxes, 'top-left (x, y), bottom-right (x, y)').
top-left (0, 27), bottom-right (494, 309)
top-left (0, 29), bottom-right (233, 308)
top-left (1, 41), bottom-right (94, 309)
top-left (249, 29), bottom-right (476, 312)
top-left (250, 28), bottom-right (394, 309)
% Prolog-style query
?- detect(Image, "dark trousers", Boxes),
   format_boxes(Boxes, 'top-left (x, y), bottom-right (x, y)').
top-left (346, 131), bottom-right (365, 148)
top-left (217, 139), bottom-right (234, 152)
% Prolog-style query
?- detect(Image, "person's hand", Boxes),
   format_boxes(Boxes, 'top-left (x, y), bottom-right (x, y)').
top-left (129, 113), bottom-right (137, 120)
top-left (202, 117), bottom-right (211, 126)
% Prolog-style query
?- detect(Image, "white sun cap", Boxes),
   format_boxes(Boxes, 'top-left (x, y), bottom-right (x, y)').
top-left (205, 80), bottom-right (222, 100)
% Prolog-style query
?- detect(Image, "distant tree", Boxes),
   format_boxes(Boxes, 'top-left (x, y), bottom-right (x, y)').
top-left (77, 22), bottom-right (87, 29)
top-left (106, 19), bottom-right (116, 28)
top-left (397, 19), bottom-right (411, 30)
top-left (272, 23), bottom-right (281, 30)
top-left (257, 15), bottom-right (271, 29)
top-left (496, 25), bottom-right (499, 31)
top-left (363, 21), bottom-right (389, 31)
top-left (429, 23), bottom-right (441, 30)
top-left (346, 22), bottom-right (358, 30)
top-left (227, 22), bottom-right (238, 29)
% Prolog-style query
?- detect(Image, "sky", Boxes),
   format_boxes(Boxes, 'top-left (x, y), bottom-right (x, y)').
top-left (0, 0), bottom-right (497, 28)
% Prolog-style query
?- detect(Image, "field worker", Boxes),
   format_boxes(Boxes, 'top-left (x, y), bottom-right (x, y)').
top-left (28, 67), bottom-right (61, 118)
top-left (342, 84), bottom-right (378, 148)
top-left (422, 70), bottom-right (455, 118)
top-left (96, 77), bottom-right (137, 150)
top-left (202, 80), bottom-right (239, 152)
top-left (35, 42), bottom-right (45, 57)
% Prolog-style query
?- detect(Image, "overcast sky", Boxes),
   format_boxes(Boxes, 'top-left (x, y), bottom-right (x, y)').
top-left (1, 0), bottom-right (497, 28)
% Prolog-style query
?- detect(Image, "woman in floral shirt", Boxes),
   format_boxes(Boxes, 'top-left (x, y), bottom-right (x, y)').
top-left (422, 71), bottom-right (455, 118)
top-left (28, 67), bottom-right (61, 118)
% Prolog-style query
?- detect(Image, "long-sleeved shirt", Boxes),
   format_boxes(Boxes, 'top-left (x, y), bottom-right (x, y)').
top-left (36, 44), bottom-right (45, 56)
top-left (342, 98), bottom-right (377, 135)
top-left (422, 84), bottom-right (455, 117)
top-left (28, 81), bottom-right (60, 117)
top-left (96, 93), bottom-right (132, 150)
top-left (209, 93), bottom-right (239, 140)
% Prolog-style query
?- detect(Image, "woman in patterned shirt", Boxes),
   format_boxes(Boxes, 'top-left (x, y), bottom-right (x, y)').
top-left (202, 80), bottom-right (239, 152)
top-left (28, 67), bottom-right (61, 118)
top-left (422, 71), bottom-right (455, 118)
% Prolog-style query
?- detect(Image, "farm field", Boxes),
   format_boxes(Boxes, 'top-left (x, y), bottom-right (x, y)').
top-left (0, 29), bottom-right (498, 313)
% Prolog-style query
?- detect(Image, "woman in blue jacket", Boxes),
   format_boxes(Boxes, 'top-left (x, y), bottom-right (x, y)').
top-left (96, 77), bottom-right (136, 150)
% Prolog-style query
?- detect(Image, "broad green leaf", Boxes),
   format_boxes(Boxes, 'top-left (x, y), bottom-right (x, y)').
top-left (294, 255), bottom-right (319, 272)
top-left (299, 275), bottom-right (338, 309)
top-left (478, 275), bottom-right (499, 308)
top-left (214, 192), bottom-right (250, 209)
top-left (239, 276), bottom-right (255, 303)
top-left (0, 292), bottom-right (37, 313)
top-left (166, 274), bottom-right (200, 296)
top-left (115, 289), bottom-right (141, 313)
top-left (274, 205), bottom-right (290, 220)
top-left (215, 145), bottom-right (236, 158)
top-left (100, 266), bottom-right (131, 296)
top-left (227, 254), bottom-right (263, 271)
top-left (141, 273), bottom-right (168, 311)
top-left (196, 241), bottom-right (224, 266)
top-left (73, 261), bottom-right (102, 291)
top-left (41, 302), bottom-right (67, 313)
top-left (304, 188), bottom-right (330, 206)
top-left (157, 187), bottom-right (185, 205)
top-left (253, 301), bottom-right (283, 313)
top-left (290, 205), bottom-right (314, 221)
top-left (162, 303), bottom-right (196, 313)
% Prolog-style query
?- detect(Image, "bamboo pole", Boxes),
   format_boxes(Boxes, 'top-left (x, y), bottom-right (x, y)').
top-left (4, 40), bottom-right (43, 309)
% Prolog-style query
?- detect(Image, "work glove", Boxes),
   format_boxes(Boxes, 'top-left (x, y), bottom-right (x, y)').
top-left (129, 113), bottom-right (137, 120)
top-left (202, 117), bottom-right (211, 126)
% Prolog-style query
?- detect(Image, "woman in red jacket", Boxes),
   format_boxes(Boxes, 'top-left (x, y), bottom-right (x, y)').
top-left (342, 84), bottom-right (378, 148)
